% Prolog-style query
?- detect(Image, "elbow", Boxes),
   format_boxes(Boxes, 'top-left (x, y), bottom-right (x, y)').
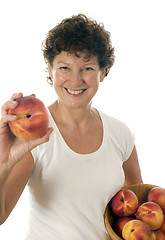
top-left (0, 218), bottom-right (5, 225)
top-left (0, 213), bottom-right (8, 225)
top-left (124, 178), bottom-right (143, 187)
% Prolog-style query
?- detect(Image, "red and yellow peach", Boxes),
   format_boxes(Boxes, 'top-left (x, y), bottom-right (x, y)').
top-left (110, 189), bottom-right (138, 217)
top-left (122, 219), bottom-right (152, 240)
top-left (136, 202), bottom-right (164, 230)
top-left (8, 96), bottom-right (49, 140)
top-left (148, 187), bottom-right (165, 213)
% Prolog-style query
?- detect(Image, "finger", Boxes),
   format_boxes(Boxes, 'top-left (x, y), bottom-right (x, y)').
top-left (28, 127), bottom-right (54, 150)
top-left (30, 94), bottom-right (36, 97)
top-left (10, 92), bottom-right (23, 101)
top-left (1, 100), bottom-right (18, 116)
top-left (11, 93), bottom-right (36, 100)
top-left (0, 114), bottom-right (18, 128)
top-left (40, 127), bottom-right (54, 142)
top-left (2, 114), bottom-right (17, 123)
top-left (0, 101), bottom-right (18, 127)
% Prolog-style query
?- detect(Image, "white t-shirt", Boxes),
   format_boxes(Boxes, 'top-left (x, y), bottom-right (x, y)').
top-left (26, 110), bottom-right (135, 240)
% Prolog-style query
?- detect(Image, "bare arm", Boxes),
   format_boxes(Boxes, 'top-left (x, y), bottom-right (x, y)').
top-left (1, 152), bottom-right (34, 224)
top-left (123, 145), bottom-right (143, 186)
top-left (0, 93), bottom-right (53, 224)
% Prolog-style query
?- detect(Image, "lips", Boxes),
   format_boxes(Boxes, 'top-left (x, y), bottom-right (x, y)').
top-left (65, 88), bottom-right (86, 95)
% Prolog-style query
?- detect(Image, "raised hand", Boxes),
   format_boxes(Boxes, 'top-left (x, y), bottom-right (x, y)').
top-left (0, 93), bottom-right (53, 167)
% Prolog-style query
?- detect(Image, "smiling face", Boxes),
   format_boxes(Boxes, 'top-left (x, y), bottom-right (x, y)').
top-left (49, 51), bottom-right (105, 110)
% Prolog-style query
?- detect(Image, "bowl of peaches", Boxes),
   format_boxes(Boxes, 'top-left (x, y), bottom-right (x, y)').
top-left (104, 184), bottom-right (165, 240)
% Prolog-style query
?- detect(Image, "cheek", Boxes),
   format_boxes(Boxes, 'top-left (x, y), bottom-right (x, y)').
top-left (86, 73), bottom-right (100, 87)
top-left (53, 71), bottom-right (66, 86)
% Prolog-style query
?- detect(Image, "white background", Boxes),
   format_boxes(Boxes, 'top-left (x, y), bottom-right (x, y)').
top-left (0, 0), bottom-right (165, 239)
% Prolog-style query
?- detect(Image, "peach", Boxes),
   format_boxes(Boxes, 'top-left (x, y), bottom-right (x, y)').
top-left (110, 189), bottom-right (138, 217)
top-left (114, 217), bottom-right (134, 238)
top-left (148, 187), bottom-right (165, 213)
top-left (151, 230), bottom-right (165, 240)
top-left (136, 202), bottom-right (164, 230)
top-left (122, 219), bottom-right (152, 240)
top-left (159, 213), bottom-right (165, 235)
top-left (8, 96), bottom-right (49, 140)
top-left (151, 231), bottom-right (157, 240)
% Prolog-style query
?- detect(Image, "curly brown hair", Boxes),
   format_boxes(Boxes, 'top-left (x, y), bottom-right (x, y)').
top-left (42, 14), bottom-right (115, 84)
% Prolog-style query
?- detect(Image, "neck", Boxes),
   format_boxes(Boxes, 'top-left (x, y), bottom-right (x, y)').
top-left (49, 100), bottom-right (96, 126)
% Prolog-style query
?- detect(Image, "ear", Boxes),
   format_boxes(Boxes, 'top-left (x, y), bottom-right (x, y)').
top-left (100, 68), bottom-right (106, 82)
top-left (48, 63), bottom-right (53, 80)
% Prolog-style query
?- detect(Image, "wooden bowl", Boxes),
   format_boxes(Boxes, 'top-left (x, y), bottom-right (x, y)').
top-left (104, 183), bottom-right (157, 240)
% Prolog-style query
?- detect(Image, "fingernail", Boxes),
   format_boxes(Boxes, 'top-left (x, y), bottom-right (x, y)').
top-left (12, 101), bottom-right (17, 105)
top-left (11, 115), bottom-right (17, 119)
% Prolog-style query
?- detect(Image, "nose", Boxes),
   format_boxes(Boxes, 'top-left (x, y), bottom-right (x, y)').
top-left (69, 69), bottom-right (83, 87)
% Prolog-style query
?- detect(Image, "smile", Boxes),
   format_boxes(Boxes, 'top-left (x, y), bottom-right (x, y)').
top-left (65, 88), bottom-right (86, 95)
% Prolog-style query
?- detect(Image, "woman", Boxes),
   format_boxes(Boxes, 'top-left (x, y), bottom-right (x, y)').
top-left (0, 14), bottom-right (142, 240)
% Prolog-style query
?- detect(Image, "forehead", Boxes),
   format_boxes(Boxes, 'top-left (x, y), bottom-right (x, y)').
top-left (53, 51), bottom-right (99, 65)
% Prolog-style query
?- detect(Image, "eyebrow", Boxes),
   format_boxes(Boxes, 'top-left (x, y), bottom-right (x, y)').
top-left (83, 62), bottom-right (97, 66)
top-left (57, 61), bottom-right (97, 66)
top-left (57, 61), bottom-right (70, 65)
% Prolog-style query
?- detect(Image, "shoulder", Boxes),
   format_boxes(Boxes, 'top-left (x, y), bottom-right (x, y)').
top-left (99, 110), bottom-right (133, 137)
top-left (99, 110), bottom-right (135, 162)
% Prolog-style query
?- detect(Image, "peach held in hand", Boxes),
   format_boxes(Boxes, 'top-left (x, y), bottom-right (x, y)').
top-left (136, 202), bottom-right (164, 230)
top-left (122, 219), bottom-right (152, 240)
top-left (148, 187), bottom-right (165, 213)
top-left (110, 189), bottom-right (138, 217)
top-left (8, 96), bottom-right (49, 140)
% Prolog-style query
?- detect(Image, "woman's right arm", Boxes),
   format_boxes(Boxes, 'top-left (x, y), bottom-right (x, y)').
top-left (0, 151), bottom-right (34, 224)
top-left (0, 93), bottom-right (53, 224)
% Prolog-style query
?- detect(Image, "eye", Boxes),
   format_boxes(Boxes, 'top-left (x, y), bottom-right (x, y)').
top-left (83, 67), bottom-right (94, 72)
top-left (59, 66), bottom-right (69, 70)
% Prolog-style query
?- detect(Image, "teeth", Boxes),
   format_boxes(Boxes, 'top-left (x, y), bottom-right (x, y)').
top-left (67, 88), bottom-right (85, 95)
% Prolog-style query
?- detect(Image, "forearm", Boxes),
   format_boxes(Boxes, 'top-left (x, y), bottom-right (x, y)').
top-left (0, 182), bottom-right (6, 224)
top-left (0, 162), bottom-right (15, 224)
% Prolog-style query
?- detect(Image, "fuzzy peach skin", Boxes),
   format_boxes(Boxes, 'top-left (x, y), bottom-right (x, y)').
top-left (114, 217), bottom-right (134, 238)
top-left (136, 202), bottom-right (164, 230)
top-left (159, 213), bottom-right (165, 235)
top-left (110, 189), bottom-right (138, 217)
top-left (8, 96), bottom-right (49, 140)
top-left (148, 187), bottom-right (165, 213)
top-left (122, 219), bottom-right (152, 240)
top-left (151, 230), bottom-right (165, 240)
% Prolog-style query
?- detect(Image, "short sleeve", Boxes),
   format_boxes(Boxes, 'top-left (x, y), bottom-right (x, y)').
top-left (100, 111), bottom-right (135, 163)
top-left (122, 126), bottom-right (135, 162)
top-left (31, 146), bottom-right (38, 164)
